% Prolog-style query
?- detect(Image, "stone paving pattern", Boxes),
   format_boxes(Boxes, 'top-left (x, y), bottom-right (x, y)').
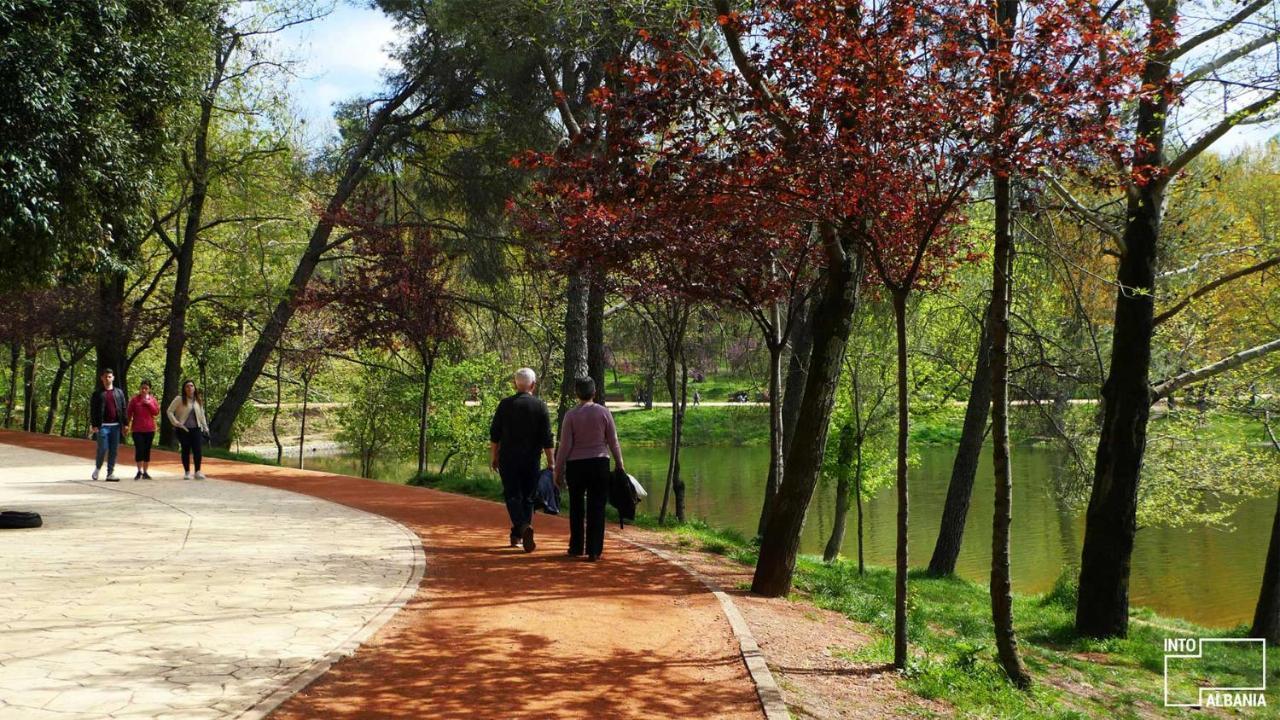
top-left (0, 443), bottom-right (420, 720)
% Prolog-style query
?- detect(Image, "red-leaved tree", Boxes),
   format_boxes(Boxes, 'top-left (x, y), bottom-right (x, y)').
top-left (309, 194), bottom-right (460, 477)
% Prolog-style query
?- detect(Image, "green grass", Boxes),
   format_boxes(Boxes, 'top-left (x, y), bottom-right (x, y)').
top-left (613, 405), bottom-right (770, 446)
top-left (379, 464), bottom-right (1278, 716)
top-left (203, 447), bottom-right (282, 466)
top-left (604, 373), bottom-right (762, 403)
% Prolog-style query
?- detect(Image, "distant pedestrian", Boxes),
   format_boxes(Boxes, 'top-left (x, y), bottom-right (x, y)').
top-left (126, 380), bottom-right (160, 479)
top-left (88, 368), bottom-right (127, 482)
top-left (692, 389), bottom-right (701, 406)
top-left (555, 377), bottom-right (625, 562)
top-left (489, 368), bottom-right (554, 552)
top-left (167, 379), bottom-right (210, 480)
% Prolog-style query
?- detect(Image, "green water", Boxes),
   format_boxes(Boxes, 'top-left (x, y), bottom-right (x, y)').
top-left (305, 444), bottom-right (1272, 628)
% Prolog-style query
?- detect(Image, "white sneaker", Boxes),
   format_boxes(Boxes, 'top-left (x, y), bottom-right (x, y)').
top-left (194, 471), bottom-right (206, 480)
top-left (105, 472), bottom-right (119, 482)
top-left (183, 472), bottom-right (192, 480)
top-left (91, 467), bottom-right (100, 481)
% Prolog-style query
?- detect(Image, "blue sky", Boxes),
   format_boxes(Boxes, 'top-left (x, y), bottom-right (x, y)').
top-left (277, 3), bottom-right (1276, 155)
top-left (276, 3), bottom-right (403, 148)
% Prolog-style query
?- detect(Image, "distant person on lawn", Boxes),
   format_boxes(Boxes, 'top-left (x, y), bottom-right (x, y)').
top-left (554, 377), bottom-right (625, 561)
top-left (167, 379), bottom-right (210, 480)
top-left (126, 380), bottom-right (160, 479)
top-left (489, 367), bottom-right (554, 552)
top-left (88, 368), bottom-right (127, 482)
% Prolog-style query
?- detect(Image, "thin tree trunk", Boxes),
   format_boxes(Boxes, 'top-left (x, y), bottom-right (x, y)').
top-left (587, 278), bottom-right (607, 405)
top-left (990, 169), bottom-right (1030, 687)
top-left (856, 441), bottom-right (865, 574)
top-left (3, 343), bottom-right (18, 428)
top-left (61, 356), bottom-right (77, 436)
top-left (674, 358), bottom-right (689, 521)
top-left (207, 78), bottom-right (427, 447)
top-left (297, 376), bottom-right (310, 470)
top-left (659, 351), bottom-right (677, 524)
top-left (21, 343), bottom-right (38, 432)
top-left (891, 288), bottom-right (910, 671)
top-left (928, 304), bottom-right (993, 576)
top-left (1075, 3), bottom-right (1171, 638)
top-left (558, 273), bottom-right (589, 430)
top-left (417, 358), bottom-right (434, 477)
top-left (1250, 414), bottom-right (1280, 643)
top-left (271, 354), bottom-right (283, 465)
top-left (43, 355), bottom-right (69, 434)
top-left (824, 423), bottom-right (856, 562)
top-left (757, 335), bottom-right (785, 537)
top-left (752, 232), bottom-right (862, 597)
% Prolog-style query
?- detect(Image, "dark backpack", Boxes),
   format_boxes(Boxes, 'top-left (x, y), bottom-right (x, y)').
top-left (608, 466), bottom-right (636, 527)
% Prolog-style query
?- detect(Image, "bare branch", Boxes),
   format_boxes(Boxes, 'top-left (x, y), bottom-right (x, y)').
top-left (1166, 90), bottom-right (1280, 179)
top-left (1184, 28), bottom-right (1280, 85)
top-left (1165, 0), bottom-right (1273, 61)
top-left (1152, 336), bottom-right (1280, 400)
top-left (1154, 255), bottom-right (1280, 325)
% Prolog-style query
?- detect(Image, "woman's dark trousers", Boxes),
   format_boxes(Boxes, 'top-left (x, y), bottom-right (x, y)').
top-left (177, 428), bottom-right (203, 472)
top-left (567, 457), bottom-right (610, 557)
top-left (132, 431), bottom-right (154, 463)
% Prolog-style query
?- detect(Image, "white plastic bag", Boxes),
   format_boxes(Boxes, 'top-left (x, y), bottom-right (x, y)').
top-left (629, 473), bottom-right (648, 499)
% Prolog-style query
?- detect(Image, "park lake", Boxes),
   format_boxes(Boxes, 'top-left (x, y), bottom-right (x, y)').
top-left (300, 442), bottom-right (1271, 629)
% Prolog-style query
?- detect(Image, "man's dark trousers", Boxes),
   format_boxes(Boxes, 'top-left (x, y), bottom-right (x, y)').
top-left (500, 458), bottom-right (540, 539)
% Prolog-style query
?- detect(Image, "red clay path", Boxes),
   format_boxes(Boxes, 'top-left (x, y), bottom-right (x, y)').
top-left (0, 431), bottom-right (763, 719)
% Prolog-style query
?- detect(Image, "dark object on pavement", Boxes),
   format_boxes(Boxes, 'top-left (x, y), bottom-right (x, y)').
top-left (0, 511), bottom-right (42, 529)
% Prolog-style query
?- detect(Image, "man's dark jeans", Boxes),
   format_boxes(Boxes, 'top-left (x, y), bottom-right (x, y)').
top-left (499, 459), bottom-right (540, 537)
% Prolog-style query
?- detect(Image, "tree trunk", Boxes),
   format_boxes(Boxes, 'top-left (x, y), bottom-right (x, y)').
top-left (1252, 489), bottom-right (1280, 644)
top-left (782, 296), bottom-right (816, 448)
top-left (271, 354), bottom-right (283, 465)
top-left (757, 336), bottom-right (785, 537)
top-left (674, 358), bottom-right (688, 521)
top-left (824, 423), bottom-right (856, 562)
top-left (1075, 5), bottom-right (1171, 638)
top-left (297, 376), bottom-right (310, 470)
top-left (4, 343), bottom-right (17, 428)
top-left (587, 278), bottom-right (607, 405)
top-left (95, 272), bottom-right (129, 394)
top-left (417, 358), bottom-right (434, 477)
top-left (43, 356), bottom-right (70, 434)
top-left (927, 303), bottom-right (993, 576)
top-left (752, 234), bottom-right (862, 597)
top-left (21, 343), bottom-right (38, 432)
top-left (558, 273), bottom-right (589, 430)
top-left (856, 441), bottom-right (865, 574)
top-left (891, 288), bottom-right (910, 671)
top-left (207, 78), bottom-right (425, 446)
top-left (61, 356), bottom-right (77, 436)
top-left (1251, 416), bottom-right (1280, 643)
top-left (990, 170), bottom-right (1030, 687)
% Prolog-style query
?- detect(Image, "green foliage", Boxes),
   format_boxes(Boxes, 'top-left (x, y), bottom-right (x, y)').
top-left (336, 357), bottom-right (418, 477)
top-left (428, 352), bottom-right (508, 475)
top-left (0, 0), bottom-right (218, 283)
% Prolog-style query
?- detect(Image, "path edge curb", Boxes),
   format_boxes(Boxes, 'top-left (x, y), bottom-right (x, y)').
top-left (236, 500), bottom-right (427, 720)
top-left (624, 537), bottom-right (789, 720)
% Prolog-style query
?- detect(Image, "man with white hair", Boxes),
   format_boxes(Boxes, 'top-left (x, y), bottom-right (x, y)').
top-left (489, 367), bottom-right (555, 552)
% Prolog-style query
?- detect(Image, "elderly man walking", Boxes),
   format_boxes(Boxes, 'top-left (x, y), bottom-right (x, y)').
top-left (489, 367), bottom-right (555, 552)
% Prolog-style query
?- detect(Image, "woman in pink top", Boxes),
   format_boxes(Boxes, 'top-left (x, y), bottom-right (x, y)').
top-left (554, 377), bottom-right (625, 561)
top-left (126, 380), bottom-right (161, 479)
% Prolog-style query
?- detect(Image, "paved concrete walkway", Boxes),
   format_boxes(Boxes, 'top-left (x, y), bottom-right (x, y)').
top-left (0, 441), bottom-right (422, 720)
top-left (0, 431), bottom-right (763, 719)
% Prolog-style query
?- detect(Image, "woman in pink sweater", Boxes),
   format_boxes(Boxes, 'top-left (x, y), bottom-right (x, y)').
top-left (554, 377), bottom-right (625, 561)
top-left (126, 380), bottom-right (161, 479)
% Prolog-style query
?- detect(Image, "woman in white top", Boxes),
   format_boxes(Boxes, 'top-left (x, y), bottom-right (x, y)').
top-left (167, 379), bottom-right (210, 479)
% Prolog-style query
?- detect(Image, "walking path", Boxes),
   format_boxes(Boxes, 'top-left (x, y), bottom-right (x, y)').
top-left (0, 431), bottom-right (763, 719)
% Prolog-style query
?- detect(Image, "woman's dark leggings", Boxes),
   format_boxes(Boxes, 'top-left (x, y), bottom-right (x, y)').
top-left (132, 432), bottom-right (154, 463)
top-left (567, 457), bottom-right (610, 557)
top-left (177, 428), bottom-right (203, 472)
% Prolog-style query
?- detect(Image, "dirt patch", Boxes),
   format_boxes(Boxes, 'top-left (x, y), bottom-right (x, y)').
top-left (624, 527), bottom-right (951, 719)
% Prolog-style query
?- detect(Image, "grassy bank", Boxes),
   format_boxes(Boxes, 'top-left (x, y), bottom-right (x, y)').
top-left (404, 467), bottom-right (1274, 718)
top-left (613, 404), bottom-right (770, 446)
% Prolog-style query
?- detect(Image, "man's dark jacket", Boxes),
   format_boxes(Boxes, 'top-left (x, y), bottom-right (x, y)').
top-left (488, 391), bottom-right (554, 467)
top-left (89, 387), bottom-right (127, 427)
